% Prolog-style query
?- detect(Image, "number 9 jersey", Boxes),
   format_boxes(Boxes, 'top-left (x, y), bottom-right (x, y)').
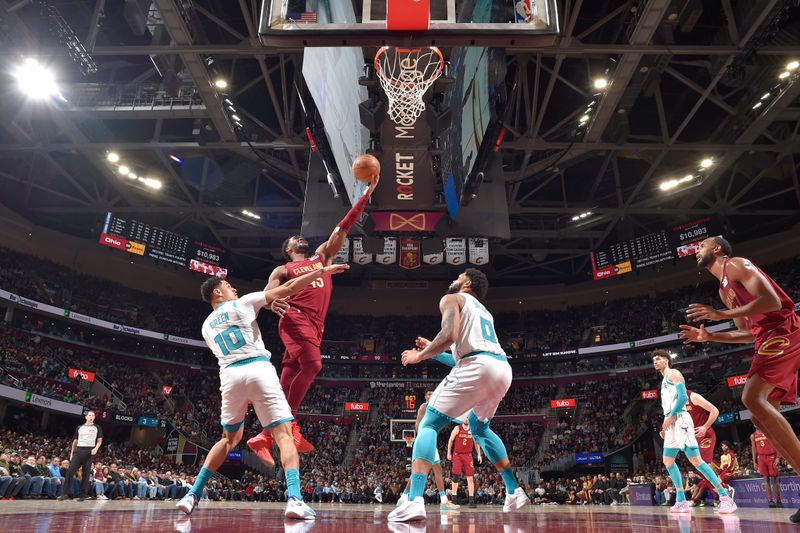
top-left (202, 292), bottom-right (272, 368)
top-left (451, 293), bottom-right (506, 362)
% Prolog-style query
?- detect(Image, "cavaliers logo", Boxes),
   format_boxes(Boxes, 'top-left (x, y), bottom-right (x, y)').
top-left (757, 336), bottom-right (791, 357)
top-left (389, 212), bottom-right (427, 231)
top-left (700, 437), bottom-right (712, 448)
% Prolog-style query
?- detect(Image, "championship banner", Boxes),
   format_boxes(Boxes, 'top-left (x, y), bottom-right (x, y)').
top-left (162, 385), bottom-right (173, 396)
top-left (445, 238), bottom-right (466, 265)
top-left (423, 251), bottom-right (444, 265)
top-left (333, 237), bottom-right (349, 264)
top-left (550, 398), bottom-right (576, 409)
top-left (68, 368), bottom-right (96, 382)
top-left (726, 374), bottom-right (748, 388)
top-left (399, 237), bottom-right (421, 270)
top-left (376, 238), bottom-right (397, 265)
top-left (468, 238), bottom-right (489, 265)
top-left (641, 390), bottom-right (658, 400)
top-left (352, 239), bottom-right (372, 265)
top-left (370, 211), bottom-right (445, 232)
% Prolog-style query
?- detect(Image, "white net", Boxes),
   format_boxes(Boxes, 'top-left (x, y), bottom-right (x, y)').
top-left (375, 46), bottom-right (444, 127)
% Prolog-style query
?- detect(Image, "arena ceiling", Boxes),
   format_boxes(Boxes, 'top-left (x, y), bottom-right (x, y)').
top-left (0, 0), bottom-right (799, 286)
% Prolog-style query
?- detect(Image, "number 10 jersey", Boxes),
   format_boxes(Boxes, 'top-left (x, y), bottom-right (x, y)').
top-left (202, 292), bottom-right (272, 368)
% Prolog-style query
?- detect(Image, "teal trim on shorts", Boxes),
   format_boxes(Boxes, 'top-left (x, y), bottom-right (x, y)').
top-left (264, 416), bottom-right (295, 430)
top-left (685, 446), bottom-right (701, 458)
top-left (427, 405), bottom-right (463, 425)
top-left (663, 447), bottom-right (680, 458)
top-left (221, 419), bottom-right (244, 432)
top-left (226, 355), bottom-right (269, 368)
top-left (460, 351), bottom-right (508, 362)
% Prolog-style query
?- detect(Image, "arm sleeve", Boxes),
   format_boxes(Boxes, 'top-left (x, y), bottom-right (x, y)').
top-left (669, 383), bottom-right (689, 417)
top-left (96, 425), bottom-right (103, 439)
top-left (432, 352), bottom-right (456, 367)
top-left (238, 292), bottom-right (268, 319)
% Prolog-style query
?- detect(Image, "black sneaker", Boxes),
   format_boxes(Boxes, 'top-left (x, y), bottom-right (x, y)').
top-left (769, 500), bottom-right (777, 508)
top-left (76, 496), bottom-right (85, 502)
top-left (778, 500), bottom-right (784, 508)
top-left (789, 508), bottom-right (800, 523)
top-left (57, 495), bottom-right (70, 501)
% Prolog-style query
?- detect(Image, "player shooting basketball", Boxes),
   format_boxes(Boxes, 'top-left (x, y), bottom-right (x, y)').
top-left (247, 160), bottom-right (379, 465)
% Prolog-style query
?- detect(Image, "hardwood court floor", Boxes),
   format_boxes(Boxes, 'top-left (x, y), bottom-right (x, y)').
top-left (0, 500), bottom-right (794, 532)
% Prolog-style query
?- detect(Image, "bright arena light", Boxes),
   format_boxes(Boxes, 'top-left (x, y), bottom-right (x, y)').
top-left (779, 71), bottom-right (790, 80)
top-left (700, 158), bottom-right (713, 169)
top-left (787, 60), bottom-right (799, 71)
top-left (107, 152), bottom-right (120, 163)
top-left (214, 78), bottom-right (228, 89)
top-left (118, 165), bottom-right (130, 176)
top-left (12, 58), bottom-right (60, 100)
top-left (593, 78), bottom-right (608, 90)
top-left (579, 114), bottom-right (590, 124)
top-left (659, 179), bottom-right (678, 191)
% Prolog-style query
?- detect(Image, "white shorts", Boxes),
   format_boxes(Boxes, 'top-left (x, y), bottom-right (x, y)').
top-left (428, 354), bottom-right (512, 424)
top-left (219, 359), bottom-right (293, 432)
top-left (664, 412), bottom-right (699, 450)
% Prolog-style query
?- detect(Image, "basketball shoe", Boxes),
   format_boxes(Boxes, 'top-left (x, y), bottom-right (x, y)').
top-left (177, 492), bottom-right (199, 515)
top-left (717, 496), bottom-right (738, 514)
top-left (503, 487), bottom-right (531, 512)
top-left (669, 501), bottom-right (692, 513)
top-left (246, 432), bottom-right (275, 468)
top-left (285, 496), bottom-right (316, 520)
top-left (292, 421), bottom-right (315, 453)
top-left (388, 496), bottom-right (426, 522)
top-left (440, 500), bottom-right (460, 511)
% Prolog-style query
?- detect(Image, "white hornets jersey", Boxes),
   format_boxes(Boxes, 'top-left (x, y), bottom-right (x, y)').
top-left (451, 292), bottom-right (506, 362)
top-left (660, 374), bottom-right (685, 417)
top-left (202, 292), bottom-right (271, 368)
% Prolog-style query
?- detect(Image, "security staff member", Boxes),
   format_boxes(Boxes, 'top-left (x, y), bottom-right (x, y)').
top-left (58, 410), bottom-right (103, 501)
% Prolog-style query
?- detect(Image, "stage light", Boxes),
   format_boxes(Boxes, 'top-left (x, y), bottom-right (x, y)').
top-left (571, 216), bottom-right (580, 221)
top-left (700, 158), bottom-right (713, 169)
top-left (579, 114), bottom-right (590, 124)
top-left (168, 154), bottom-right (183, 164)
top-left (760, 92), bottom-right (771, 100)
top-left (12, 58), bottom-right (60, 100)
top-left (752, 102), bottom-right (763, 110)
top-left (787, 60), bottom-right (799, 71)
top-left (778, 71), bottom-right (790, 80)
top-left (214, 78), bottom-right (228, 89)
top-left (128, 173), bottom-right (138, 180)
top-left (241, 209), bottom-right (261, 220)
top-left (593, 78), bottom-right (608, 90)
top-left (118, 165), bottom-right (130, 176)
top-left (660, 179), bottom-right (678, 191)
top-left (231, 114), bottom-right (241, 122)
top-left (107, 152), bottom-right (120, 163)
top-left (224, 98), bottom-right (233, 105)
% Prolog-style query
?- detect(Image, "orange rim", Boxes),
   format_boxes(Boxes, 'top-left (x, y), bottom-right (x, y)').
top-left (374, 46), bottom-right (444, 89)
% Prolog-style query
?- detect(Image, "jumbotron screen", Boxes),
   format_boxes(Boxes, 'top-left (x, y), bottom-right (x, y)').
top-left (99, 212), bottom-right (228, 278)
top-left (590, 218), bottom-right (719, 281)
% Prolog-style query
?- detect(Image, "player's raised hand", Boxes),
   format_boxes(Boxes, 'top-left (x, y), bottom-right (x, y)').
top-left (402, 349), bottom-right (422, 366)
top-left (415, 336), bottom-right (431, 350)
top-left (679, 324), bottom-right (710, 344)
top-left (365, 172), bottom-right (380, 197)
top-left (322, 263), bottom-right (350, 275)
top-left (270, 297), bottom-right (290, 317)
top-left (686, 303), bottom-right (726, 322)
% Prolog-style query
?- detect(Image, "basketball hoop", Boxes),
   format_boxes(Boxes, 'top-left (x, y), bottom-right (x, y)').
top-left (403, 434), bottom-right (415, 448)
top-left (374, 46), bottom-right (444, 127)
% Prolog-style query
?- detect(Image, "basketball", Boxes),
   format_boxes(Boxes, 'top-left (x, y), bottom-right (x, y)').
top-left (352, 154), bottom-right (380, 184)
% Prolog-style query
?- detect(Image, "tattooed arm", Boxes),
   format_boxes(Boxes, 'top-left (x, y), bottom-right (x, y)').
top-left (401, 294), bottom-right (461, 366)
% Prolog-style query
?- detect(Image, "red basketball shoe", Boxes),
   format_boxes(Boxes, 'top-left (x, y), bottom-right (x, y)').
top-left (292, 420), bottom-right (315, 453)
top-left (246, 431), bottom-right (275, 468)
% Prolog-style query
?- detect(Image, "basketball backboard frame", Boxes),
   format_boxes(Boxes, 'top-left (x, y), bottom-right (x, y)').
top-left (259, 0), bottom-right (560, 48)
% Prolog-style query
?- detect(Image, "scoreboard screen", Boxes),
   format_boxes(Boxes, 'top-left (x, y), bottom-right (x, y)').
top-left (99, 212), bottom-right (228, 278)
top-left (591, 218), bottom-right (719, 281)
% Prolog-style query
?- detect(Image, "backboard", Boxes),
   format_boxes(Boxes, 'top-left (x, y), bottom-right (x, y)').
top-left (260, 0), bottom-right (560, 48)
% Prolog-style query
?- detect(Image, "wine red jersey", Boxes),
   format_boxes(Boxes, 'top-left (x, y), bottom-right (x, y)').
top-left (718, 257), bottom-right (800, 346)
top-left (281, 254), bottom-right (332, 338)
top-left (753, 431), bottom-right (777, 456)
top-left (686, 390), bottom-right (710, 428)
top-left (453, 427), bottom-right (474, 455)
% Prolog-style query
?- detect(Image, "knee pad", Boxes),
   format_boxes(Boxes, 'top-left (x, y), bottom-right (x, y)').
top-left (411, 409), bottom-right (449, 463)
top-left (468, 412), bottom-right (508, 463)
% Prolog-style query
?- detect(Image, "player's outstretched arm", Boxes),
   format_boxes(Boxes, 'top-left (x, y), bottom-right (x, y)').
top-left (263, 265), bottom-right (290, 317)
top-left (401, 295), bottom-right (461, 366)
top-left (679, 317), bottom-right (754, 345)
top-left (265, 263), bottom-right (349, 305)
top-left (447, 427), bottom-right (458, 460)
top-left (316, 177), bottom-right (380, 263)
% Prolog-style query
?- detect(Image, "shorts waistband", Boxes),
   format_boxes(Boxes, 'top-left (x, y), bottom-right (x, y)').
top-left (460, 351), bottom-right (508, 362)
top-left (225, 355), bottom-right (269, 368)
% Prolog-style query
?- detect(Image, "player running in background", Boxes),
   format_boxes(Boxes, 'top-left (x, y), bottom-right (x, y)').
top-left (178, 265), bottom-right (348, 519)
top-left (652, 349), bottom-right (736, 515)
top-left (752, 430), bottom-right (783, 508)
top-left (397, 391), bottom-right (460, 511)
top-left (247, 176), bottom-right (379, 461)
top-left (389, 269), bottom-right (528, 522)
top-left (448, 422), bottom-right (482, 508)
top-left (680, 236), bottom-right (800, 521)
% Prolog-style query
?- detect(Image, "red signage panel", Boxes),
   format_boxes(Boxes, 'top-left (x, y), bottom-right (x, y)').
top-left (726, 374), bottom-right (748, 388)
top-left (68, 368), bottom-right (96, 382)
top-left (550, 398), bottom-right (576, 409)
top-left (641, 389), bottom-right (658, 400)
top-left (344, 402), bottom-right (369, 412)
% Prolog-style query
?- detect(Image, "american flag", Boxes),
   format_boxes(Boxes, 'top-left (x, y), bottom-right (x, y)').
top-left (287, 11), bottom-right (317, 23)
